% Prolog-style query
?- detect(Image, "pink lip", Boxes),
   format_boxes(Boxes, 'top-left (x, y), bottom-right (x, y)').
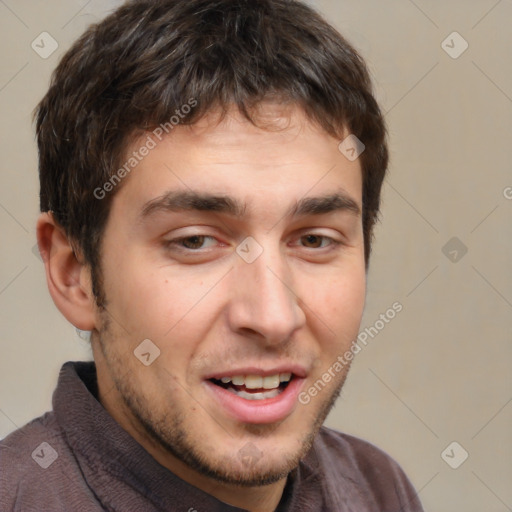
top-left (204, 365), bottom-right (307, 380)
top-left (204, 376), bottom-right (306, 424)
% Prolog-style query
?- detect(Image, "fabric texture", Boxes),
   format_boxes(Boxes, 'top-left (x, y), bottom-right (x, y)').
top-left (0, 361), bottom-right (424, 511)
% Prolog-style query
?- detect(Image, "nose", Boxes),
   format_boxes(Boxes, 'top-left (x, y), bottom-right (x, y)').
top-left (227, 242), bottom-right (306, 345)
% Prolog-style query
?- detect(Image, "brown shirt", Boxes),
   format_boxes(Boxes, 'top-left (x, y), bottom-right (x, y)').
top-left (0, 362), bottom-right (424, 511)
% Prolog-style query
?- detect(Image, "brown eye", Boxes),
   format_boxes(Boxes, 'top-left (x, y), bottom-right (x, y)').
top-left (300, 235), bottom-right (325, 248)
top-left (180, 235), bottom-right (206, 249)
top-left (165, 234), bottom-right (219, 253)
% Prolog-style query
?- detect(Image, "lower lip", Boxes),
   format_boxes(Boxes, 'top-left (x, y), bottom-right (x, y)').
top-left (204, 378), bottom-right (305, 424)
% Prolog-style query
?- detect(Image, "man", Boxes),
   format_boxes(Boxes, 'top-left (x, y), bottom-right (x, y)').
top-left (0, 0), bottom-right (424, 510)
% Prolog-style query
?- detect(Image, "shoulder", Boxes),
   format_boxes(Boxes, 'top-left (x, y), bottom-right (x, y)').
top-left (314, 426), bottom-right (404, 474)
top-left (308, 426), bottom-right (424, 511)
top-left (1, 411), bottom-right (62, 477)
top-left (0, 412), bottom-right (99, 512)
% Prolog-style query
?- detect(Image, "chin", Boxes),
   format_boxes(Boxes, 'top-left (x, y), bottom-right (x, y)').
top-left (136, 400), bottom-right (317, 487)
top-left (181, 435), bottom-right (313, 487)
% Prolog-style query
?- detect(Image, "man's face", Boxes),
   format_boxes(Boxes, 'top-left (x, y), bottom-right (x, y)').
top-left (93, 104), bottom-right (366, 485)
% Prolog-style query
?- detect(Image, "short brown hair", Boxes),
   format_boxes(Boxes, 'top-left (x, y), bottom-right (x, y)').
top-left (35, 0), bottom-right (388, 305)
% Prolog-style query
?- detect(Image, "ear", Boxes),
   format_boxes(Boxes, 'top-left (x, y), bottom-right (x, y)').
top-left (36, 212), bottom-right (96, 331)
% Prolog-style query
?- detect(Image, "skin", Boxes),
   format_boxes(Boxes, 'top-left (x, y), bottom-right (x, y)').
top-left (37, 103), bottom-right (366, 512)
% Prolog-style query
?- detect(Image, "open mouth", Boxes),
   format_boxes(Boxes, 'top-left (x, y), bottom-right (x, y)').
top-left (204, 370), bottom-right (305, 423)
top-left (209, 373), bottom-right (293, 401)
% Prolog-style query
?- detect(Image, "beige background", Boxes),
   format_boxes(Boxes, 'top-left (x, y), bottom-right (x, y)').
top-left (1, 1), bottom-right (511, 510)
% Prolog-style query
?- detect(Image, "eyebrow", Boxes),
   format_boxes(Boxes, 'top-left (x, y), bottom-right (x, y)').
top-left (139, 190), bottom-right (361, 221)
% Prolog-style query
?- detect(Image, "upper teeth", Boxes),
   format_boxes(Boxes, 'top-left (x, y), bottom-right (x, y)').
top-left (219, 373), bottom-right (292, 389)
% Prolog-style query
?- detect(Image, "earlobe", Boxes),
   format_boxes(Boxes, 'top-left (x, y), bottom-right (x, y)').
top-left (36, 212), bottom-right (96, 331)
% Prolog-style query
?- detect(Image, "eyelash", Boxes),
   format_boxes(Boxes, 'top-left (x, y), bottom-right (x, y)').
top-left (165, 234), bottom-right (341, 253)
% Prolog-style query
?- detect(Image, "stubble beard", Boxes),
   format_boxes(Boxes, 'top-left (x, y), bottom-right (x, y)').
top-left (95, 308), bottom-right (351, 487)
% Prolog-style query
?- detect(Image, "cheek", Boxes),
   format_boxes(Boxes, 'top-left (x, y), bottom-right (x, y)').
top-left (102, 261), bottom-right (227, 378)
top-left (335, 274), bottom-right (366, 320)
top-left (306, 265), bottom-right (366, 347)
top-left (102, 254), bottom-right (207, 336)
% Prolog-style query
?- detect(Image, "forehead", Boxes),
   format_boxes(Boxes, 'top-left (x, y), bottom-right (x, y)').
top-left (112, 103), bottom-right (362, 222)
